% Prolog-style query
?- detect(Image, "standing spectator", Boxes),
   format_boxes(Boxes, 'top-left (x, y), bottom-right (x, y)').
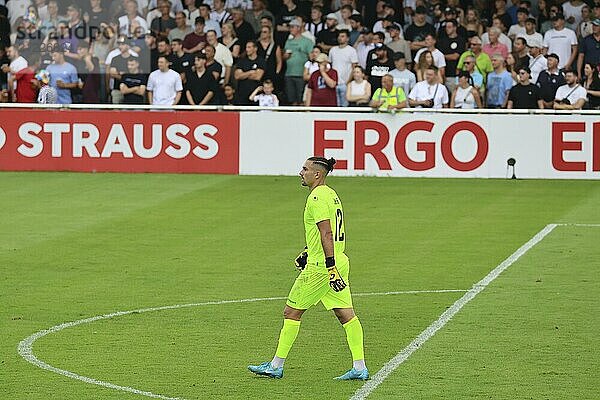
top-left (513, 37), bottom-right (531, 72)
top-left (460, 55), bottom-right (485, 91)
top-left (47, 48), bottom-right (79, 104)
top-left (482, 17), bottom-right (513, 51)
top-left (275, 0), bottom-right (299, 46)
top-left (405, 6), bottom-right (436, 58)
top-left (543, 13), bottom-right (578, 70)
top-left (147, 55), bottom-right (183, 104)
top-left (438, 19), bottom-right (466, 93)
top-left (204, 44), bottom-right (223, 83)
top-left (346, 65), bottom-right (371, 106)
top-left (231, 7), bottom-right (255, 50)
top-left (77, 45), bottom-right (101, 104)
top-left (527, 38), bottom-right (547, 83)
top-left (562, 0), bottom-right (585, 29)
top-left (553, 69), bottom-right (586, 109)
top-left (355, 31), bottom-right (375, 70)
top-left (415, 50), bottom-right (441, 82)
top-left (210, 0), bottom-right (230, 26)
top-left (305, 52), bottom-right (337, 106)
top-left (348, 14), bottom-right (365, 47)
top-left (540, 3), bottom-right (560, 35)
top-left (118, 0), bottom-right (148, 36)
top-left (306, 5), bottom-right (326, 39)
top-left (120, 57), bottom-right (147, 104)
top-left (415, 34), bottom-right (447, 80)
top-left (171, 38), bottom-right (194, 83)
top-left (198, 3), bottom-right (221, 38)
top-left (450, 70), bottom-right (483, 108)
top-left (2, 46), bottom-right (27, 101)
top-left (35, 69), bottom-right (58, 104)
top-left (483, 27), bottom-right (510, 60)
top-left (536, 53), bottom-right (565, 108)
top-left (151, 1), bottom-right (176, 37)
top-left (284, 19), bottom-right (313, 105)
top-left (370, 73), bottom-right (406, 111)
top-left (490, 0), bottom-right (513, 34)
top-left (207, 29), bottom-right (233, 85)
top-left (85, 0), bottom-right (109, 29)
top-left (186, 52), bottom-right (218, 105)
top-left (13, 54), bottom-right (37, 103)
top-left (249, 78), bottom-right (279, 106)
top-left (328, 29), bottom-right (358, 107)
top-left (183, 16), bottom-right (207, 53)
top-left (518, 17), bottom-right (543, 47)
top-left (110, 36), bottom-right (136, 104)
top-left (507, 66), bottom-right (544, 108)
top-left (257, 25), bottom-right (282, 85)
top-left (303, 45), bottom-right (321, 82)
top-left (486, 54), bottom-right (513, 108)
top-left (316, 13), bottom-right (339, 53)
top-left (457, 36), bottom-right (493, 84)
top-left (233, 40), bottom-right (265, 105)
top-left (384, 23), bottom-right (411, 64)
top-left (182, 0), bottom-right (199, 26)
top-left (408, 65), bottom-right (450, 108)
top-left (157, 37), bottom-right (174, 62)
top-left (168, 11), bottom-right (192, 41)
top-left (245, 0), bottom-right (273, 35)
top-left (221, 22), bottom-right (241, 61)
top-left (508, 8), bottom-right (529, 40)
top-left (389, 52), bottom-right (416, 98)
top-left (582, 62), bottom-right (600, 109)
top-left (366, 43), bottom-right (394, 92)
top-left (577, 19), bottom-right (600, 77)
top-left (462, 7), bottom-right (485, 38)
top-left (578, 6), bottom-right (593, 39)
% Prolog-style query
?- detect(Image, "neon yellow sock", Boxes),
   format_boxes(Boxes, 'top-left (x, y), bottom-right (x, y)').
top-left (343, 316), bottom-right (365, 361)
top-left (274, 319), bottom-right (301, 359)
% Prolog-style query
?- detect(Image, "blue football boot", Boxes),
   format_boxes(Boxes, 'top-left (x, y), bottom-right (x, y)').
top-left (334, 367), bottom-right (369, 380)
top-left (247, 362), bottom-right (284, 378)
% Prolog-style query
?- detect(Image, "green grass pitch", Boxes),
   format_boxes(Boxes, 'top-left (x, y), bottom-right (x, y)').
top-left (1, 172), bottom-right (599, 399)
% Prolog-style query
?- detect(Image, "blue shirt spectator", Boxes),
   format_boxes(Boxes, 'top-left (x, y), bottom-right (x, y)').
top-left (486, 55), bottom-right (514, 107)
top-left (47, 56), bottom-right (79, 104)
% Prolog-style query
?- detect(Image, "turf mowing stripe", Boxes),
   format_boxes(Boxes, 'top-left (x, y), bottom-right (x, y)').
top-left (17, 289), bottom-right (466, 399)
top-left (350, 223), bottom-right (559, 400)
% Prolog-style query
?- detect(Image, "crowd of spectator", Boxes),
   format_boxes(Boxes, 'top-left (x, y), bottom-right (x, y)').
top-left (1, 0), bottom-right (600, 109)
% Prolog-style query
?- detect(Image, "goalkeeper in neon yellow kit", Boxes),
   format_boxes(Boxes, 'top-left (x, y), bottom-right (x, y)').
top-left (248, 156), bottom-right (368, 380)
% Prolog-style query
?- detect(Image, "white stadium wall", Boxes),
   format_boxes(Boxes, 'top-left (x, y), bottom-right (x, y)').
top-left (0, 108), bottom-right (598, 179)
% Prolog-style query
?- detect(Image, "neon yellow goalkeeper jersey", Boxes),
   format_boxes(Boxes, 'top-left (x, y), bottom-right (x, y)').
top-left (304, 185), bottom-right (347, 273)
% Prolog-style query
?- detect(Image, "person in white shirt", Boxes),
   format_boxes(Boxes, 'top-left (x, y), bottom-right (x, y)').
top-left (543, 13), bottom-right (578, 69)
top-left (562, 0), bottom-right (586, 29)
top-left (408, 65), bottom-right (449, 108)
top-left (119, 0), bottom-right (148, 36)
top-left (199, 3), bottom-right (221, 37)
top-left (553, 69), bottom-right (587, 109)
top-left (6, 0), bottom-right (30, 26)
top-left (249, 79), bottom-right (279, 106)
top-left (527, 38), bottom-right (547, 83)
top-left (210, 0), bottom-right (231, 26)
top-left (508, 8), bottom-right (529, 40)
top-left (414, 34), bottom-right (446, 79)
top-left (147, 55), bottom-right (183, 105)
top-left (207, 29), bottom-right (233, 84)
top-left (518, 17), bottom-right (543, 47)
top-left (388, 51), bottom-right (416, 100)
top-left (1, 46), bottom-right (28, 98)
top-left (328, 29), bottom-right (358, 107)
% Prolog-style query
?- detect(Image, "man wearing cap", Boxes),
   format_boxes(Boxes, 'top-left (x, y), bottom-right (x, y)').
top-left (437, 7), bottom-right (467, 39)
top-left (536, 53), bottom-right (565, 108)
top-left (389, 52), bottom-right (416, 98)
top-left (385, 23), bottom-right (411, 64)
top-left (438, 19), bottom-right (466, 93)
top-left (316, 13), bottom-right (340, 53)
top-left (528, 38), bottom-right (547, 83)
top-left (543, 13), bottom-right (577, 70)
top-left (110, 36), bottom-right (136, 104)
top-left (305, 52), bottom-right (338, 106)
top-left (285, 18), bottom-right (313, 105)
top-left (577, 18), bottom-right (600, 77)
top-left (517, 18), bottom-right (542, 52)
top-left (507, 66), bottom-right (544, 108)
top-left (329, 29), bottom-right (358, 107)
top-left (404, 6), bottom-right (436, 58)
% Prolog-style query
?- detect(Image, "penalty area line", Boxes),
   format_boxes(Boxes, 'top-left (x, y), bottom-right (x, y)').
top-left (17, 289), bottom-right (464, 400)
top-left (350, 223), bottom-right (559, 400)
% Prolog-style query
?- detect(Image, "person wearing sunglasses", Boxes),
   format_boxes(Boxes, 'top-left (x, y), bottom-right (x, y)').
top-left (507, 66), bottom-right (544, 108)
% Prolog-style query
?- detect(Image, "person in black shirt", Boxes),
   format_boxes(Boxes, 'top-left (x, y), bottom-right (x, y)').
top-left (120, 57), bottom-right (147, 104)
top-left (233, 40), bottom-right (266, 105)
top-left (231, 7), bottom-right (255, 51)
top-left (110, 36), bottom-right (135, 103)
top-left (170, 38), bottom-right (194, 82)
top-left (204, 43), bottom-right (224, 103)
top-left (508, 66), bottom-right (543, 108)
top-left (366, 44), bottom-right (395, 92)
top-left (438, 19), bottom-right (466, 93)
top-left (405, 6), bottom-right (436, 59)
top-left (316, 14), bottom-right (339, 53)
top-left (536, 53), bottom-right (566, 108)
top-left (513, 37), bottom-right (530, 72)
top-left (186, 53), bottom-right (219, 105)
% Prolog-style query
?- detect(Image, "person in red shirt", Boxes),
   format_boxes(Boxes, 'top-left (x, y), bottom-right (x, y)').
top-left (183, 17), bottom-right (207, 54)
top-left (14, 55), bottom-right (38, 103)
top-left (305, 53), bottom-right (338, 106)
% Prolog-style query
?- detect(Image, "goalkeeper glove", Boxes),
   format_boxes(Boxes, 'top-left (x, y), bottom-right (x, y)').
top-left (294, 246), bottom-right (308, 271)
top-left (326, 257), bottom-right (346, 292)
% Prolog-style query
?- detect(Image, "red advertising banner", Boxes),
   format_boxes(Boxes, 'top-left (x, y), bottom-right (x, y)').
top-left (0, 110), bottom-right (240, 174)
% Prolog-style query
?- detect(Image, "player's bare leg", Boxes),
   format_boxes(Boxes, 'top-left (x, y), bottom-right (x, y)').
top-left (333, 307), bottom-right (368, 380)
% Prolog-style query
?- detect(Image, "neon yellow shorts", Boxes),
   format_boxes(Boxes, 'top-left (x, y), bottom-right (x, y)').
top-left (286, 258), bottom-right (352, 310)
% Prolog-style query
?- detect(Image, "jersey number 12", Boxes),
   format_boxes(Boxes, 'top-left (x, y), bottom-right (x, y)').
top-left (335, 209), bottom-right (345, 242)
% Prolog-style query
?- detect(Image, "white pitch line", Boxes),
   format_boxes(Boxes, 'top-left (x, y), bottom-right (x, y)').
top-left (350, 223), bottom-right (558, 400)
top-left (555, 223), bottom-right (600, 227)
top-left (17, 289), bottom-right (466, 400)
